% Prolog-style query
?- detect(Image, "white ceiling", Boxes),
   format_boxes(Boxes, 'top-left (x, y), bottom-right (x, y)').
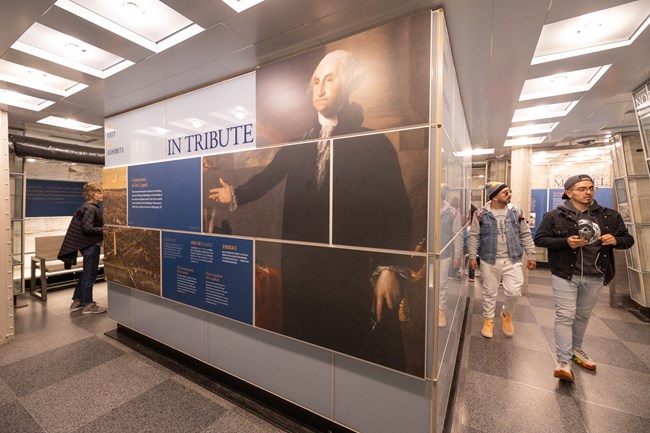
top-left (2, 0), bottom-right (649, 159)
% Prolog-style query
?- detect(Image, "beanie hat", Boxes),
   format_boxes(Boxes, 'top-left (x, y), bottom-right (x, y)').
top-left (562, 174), bottom-right (594, 199)
top-left (485, 181), bottom-right (508, 200)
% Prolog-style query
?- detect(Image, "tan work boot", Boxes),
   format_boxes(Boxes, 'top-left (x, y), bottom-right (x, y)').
top-left (501, 312), bottom-right (514, 337)
top-left (438, 310), bottom-right (447, 328)
top-left (481, 319), bottom-right (494, 338)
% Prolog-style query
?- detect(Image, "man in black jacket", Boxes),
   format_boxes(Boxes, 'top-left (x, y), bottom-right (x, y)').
top-left (534, 174), bottom-right (633, 382)
top-left (58, 182), bottom-right (106, 314)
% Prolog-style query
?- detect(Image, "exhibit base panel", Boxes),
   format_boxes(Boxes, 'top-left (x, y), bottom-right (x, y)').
top-left (107, 282), bottom-right (437, 433)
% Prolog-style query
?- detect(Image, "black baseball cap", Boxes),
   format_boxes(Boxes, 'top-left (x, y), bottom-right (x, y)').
top-left (562, 174), bottom-right (594, 199)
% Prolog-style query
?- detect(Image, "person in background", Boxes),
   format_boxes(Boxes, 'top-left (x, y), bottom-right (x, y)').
top-left (467, 203), bottom-right (479, 282)
top-left (58, 182), bottom-right (106, 314)
top-left (534, 174), bottom-right (633, 382)
top-left (467, 182), bottom-right (536, 338)
top-left (439, 187), bottom-right (463, 328)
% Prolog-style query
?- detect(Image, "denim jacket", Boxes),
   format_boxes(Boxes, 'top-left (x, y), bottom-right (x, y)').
top-left (467, 203), bottom-right (536, 265)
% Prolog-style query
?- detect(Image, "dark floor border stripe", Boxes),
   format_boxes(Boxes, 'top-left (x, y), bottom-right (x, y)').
top-left (105, 324), bottom-right (354, 433)
top-left (442, 296), bottom-right (471, 433)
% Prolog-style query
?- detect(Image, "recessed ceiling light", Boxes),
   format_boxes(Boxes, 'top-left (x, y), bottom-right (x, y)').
top-left (0, 89), bottom-right (55, 111)
top-left (504, 137), bottom-right (547, 147)
top-left (454, 148), bottom-right (495, 157)
top-left (519, 65), bottom-right (611, 101)
top-left (0, 59), bottom-right (88, 96)
top-left (12, 23), bottom-right (133, 78)
top-left (55, 0), bottom-right (204, 53)
top-left (512, 101), bottom-right (579, 122)
top-left (532, 0), bottom-right (650, 64)
top-left (508, 123), bottom-right (558, 137)
top-left (222, 0), bottom-right (266, 13)
top-left (37, 116), bottom-right (101, 131)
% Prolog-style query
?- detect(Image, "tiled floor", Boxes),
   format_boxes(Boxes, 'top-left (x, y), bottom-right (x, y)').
top-left (0, 283), bottom-right (291, 433)
top-left (4, 271), bottom-right (649, 433)
top-left (448, 268), bottom-right (650, 433)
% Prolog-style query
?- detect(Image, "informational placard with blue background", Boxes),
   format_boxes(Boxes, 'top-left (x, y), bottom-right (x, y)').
top-left (128, 158), bottom-right (201, 231)
top-left (161, 231), bottom-right (253, 324)
top-left (26, 179), bottom-right (86, 217)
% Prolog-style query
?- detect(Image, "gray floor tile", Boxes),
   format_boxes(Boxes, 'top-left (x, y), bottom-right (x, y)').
top-left (23, 354), bottom-right (168, 433)
top-left (202, 409), bottom-right (287, 433)
top-left (575, 315), bottom-right (619, 340)
top-left (0, 336), bottom-right (126, 397)
top-left (576, 400), bottom-right (650, 433)
top-left (0, 378), bottom-right (17, 406)
top-left (577, 334), bottom-right (648, 373)
top-left (530, 305), bottom-right (556, 329)
top-left (74, 379), bottom-right (226, 433)
top-left (0, 401), bottom-right (45, 433)
top-left (454, 369), bottom-right (587, 433)
top-left (466, 335), bottom-right (563, 393)
top-left (1, 317), bottom-right (92, 367)
top-left (623, 340), bottom-right (650, 371)
top-left (469, 314), bottom-right (550, 352)
top-left (591, 303), bottom-right (643, 323)
top-left (471, 300), bottom-right (538, 325)
top-left (600, 317), bottom-right (650, 345)
top-left (526, 292), bottom-right (555, 309)
top-left (569, 363), bottom-right (650, 419)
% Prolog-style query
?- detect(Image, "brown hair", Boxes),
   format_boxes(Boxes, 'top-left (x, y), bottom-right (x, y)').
top-left (83, 182), bottom-right (103, 201)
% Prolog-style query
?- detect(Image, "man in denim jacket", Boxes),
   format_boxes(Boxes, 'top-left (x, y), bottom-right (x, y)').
top-left (468, 182), bottom-right (537, 338)
top-left (534, 174), bottom-right (634, 382)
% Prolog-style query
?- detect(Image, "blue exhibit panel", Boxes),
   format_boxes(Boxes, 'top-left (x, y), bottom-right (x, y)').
top-left (161, 231), bottom-right (253, 324)
top-left (128, 158), bottom-right (201, 231)
top-left (530, 189), bottom-right (547, 237)
top-left (26, 179), bottom-right (85, 217)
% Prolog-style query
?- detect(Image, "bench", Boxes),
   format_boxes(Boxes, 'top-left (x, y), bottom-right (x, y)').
top-left (29, 235), bottom-right (104, 301)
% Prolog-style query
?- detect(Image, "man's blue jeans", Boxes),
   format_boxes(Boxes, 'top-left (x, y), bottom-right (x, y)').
top-left (551, 274), bottom-right (603, 363)
top-left (72, 243), bottom-right (101, 305)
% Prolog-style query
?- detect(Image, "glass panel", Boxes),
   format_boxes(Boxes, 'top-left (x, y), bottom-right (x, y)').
top-left (634, 225), bottom-right (650, 273)
top-left (614, 178), bottom-right (633, 223)
top-left (611, 140), bottom-right (626, 178)
top-left (10, 174), bottom-right (24, 219)
top-left (10, 152), bottom-right (24, 174)
top-left (625, 224), bottom-right (641, 270)
top-left (11, 220), bottom-right (23, 262)
top-left (621, 134), bottom-right (647, 176)
top-left (628, 178), bottom-right (650, 223)
top-left (12, 264), bottom-right (23, 294)
top-left (627, 268), bottom-right (645, 306)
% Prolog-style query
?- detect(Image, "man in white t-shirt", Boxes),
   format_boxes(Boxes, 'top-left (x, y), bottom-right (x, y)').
top-left (467, 182), bottom-right (537, 338)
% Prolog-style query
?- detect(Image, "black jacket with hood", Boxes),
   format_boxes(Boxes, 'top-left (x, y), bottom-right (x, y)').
top-left (534, 200), bottom-right (633, 285)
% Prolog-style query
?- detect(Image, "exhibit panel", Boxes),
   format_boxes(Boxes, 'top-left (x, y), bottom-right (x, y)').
top-left (106, 9), bottom-right (471, 432)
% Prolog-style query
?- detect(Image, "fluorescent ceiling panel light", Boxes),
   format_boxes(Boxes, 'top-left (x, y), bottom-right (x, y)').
top-left (519, 65), bottom-right (611, 101)
top-left (135, 126), bottom-right (172, 137)
top-left (37, 116), bottom-right (101, 131)
top-left (504, 136), bottom-right (547, 147)
top-left (453, 148), bottom-right (495, 157)
top-left (532, 0), bottom-right (650, 65)
top-left (55, 0), bottom-right (204, 53)
top-left (0, 89), bottom-right (55, 111)
top-left (0, 59), bottom-right (88, 96)
top-left (222, 0), bottom-right (265, 13)
top-left (508, 123), bottom-right (558, 137)
top-left (512, 101), bottom-right (579, 122)
top-left (12, 23), bottom-right (134, 78)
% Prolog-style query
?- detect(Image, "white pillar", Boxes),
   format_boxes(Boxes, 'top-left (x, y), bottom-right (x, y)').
top-left (1, 109), bottom-right (14, 344)
top-left (510, 147), bottom-right (532, 295)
